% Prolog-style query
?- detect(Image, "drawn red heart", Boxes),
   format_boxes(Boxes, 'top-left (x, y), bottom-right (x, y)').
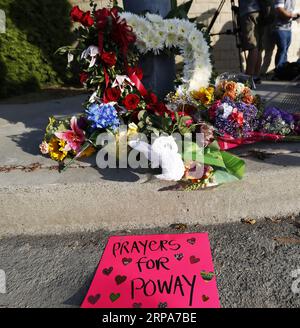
top-left (115, 275), bottom-right (127, 285)
top-left (187, 238), bottom-right (196, 245)
top-left (122, 258), bottom-right (133, 266)
top-left (174, 253), bottom-right (184, 261)
top-left (102, 267), bottom-right (113, 276)
top-left (190, 256), bottom-right (200, 264)
top-left (88, 294), bottom-right (101, 305)
top-left (133, 303), bottom-right (142, 308)
top-left (202, 295), bottom-right (210, 302)
top-left (158, 302), bottom-right (168, 308)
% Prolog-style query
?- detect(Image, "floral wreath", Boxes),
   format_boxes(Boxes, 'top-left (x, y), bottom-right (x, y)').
top-left (120, 12), bottom-right (212, 92)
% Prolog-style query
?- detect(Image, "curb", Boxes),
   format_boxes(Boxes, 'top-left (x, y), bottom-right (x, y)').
top-left (1, 162), bottom-right (300, 237)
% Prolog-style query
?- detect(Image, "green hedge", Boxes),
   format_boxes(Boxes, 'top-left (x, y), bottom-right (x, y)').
top-left (0, 0), bottom-right (75, 98)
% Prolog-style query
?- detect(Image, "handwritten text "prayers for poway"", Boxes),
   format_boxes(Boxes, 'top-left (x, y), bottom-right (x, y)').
top-left (113, 239), bottom-right (198, 306)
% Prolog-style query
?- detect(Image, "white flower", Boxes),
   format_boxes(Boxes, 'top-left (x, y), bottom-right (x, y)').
top-left (137, 18), bottom-right (152, 35)
top-left (236, 83), bottom-right (245, 95)
top-left (120, 12), bottom-right (139, 29)
top-left (135, 40), bottom-right (148, 54)
top-left (188, 30), bottom-right (201, 47)
top-left (146, 30), bottom-right (165, 54)
top-left (152, 136), bottom-right (185, 181)
top-left (222, 103), bottom-right (234, 119)
top-left (89, 90), bottom-right (101, 103)
top-left (81, 46), bottom-right (99, 68)
top-left (112, 75), bottom-right (134, 92)
top-left (128, 136), bottom-right (185, 181)
top-left (165, 20), bottom-right (178, 34)
top-left (177, 20), bottom-right (194, 37)
top-left (145, 13), bottom-right (164, 26)
top-left (120, 15), bottom-right (212, 91)
top-left (67, 53), bottom-right (74, 65)
top-left (165, 33), bottom-right (178, 48)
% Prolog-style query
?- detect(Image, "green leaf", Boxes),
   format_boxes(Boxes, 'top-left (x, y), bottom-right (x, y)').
top-left (183, 142), bottom-right (203, 162)
top-left (220, 151), bottom-right (245, 180)
top-left (166, 0), bottom-right (193, 18)
top-left (214, 169), bottom-right (239, 185)
top-left (204, 146), bottom-right (225, 168)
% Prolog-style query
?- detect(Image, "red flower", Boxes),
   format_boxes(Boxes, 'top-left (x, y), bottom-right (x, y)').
top-left (79, 72), bottom-right (89, 85)
top-left (230, 109), bottom-right (244, 127)
top-left (70, 6), bottom-right (84, 22)
top-left (128, 66), bottom-right (143, 81)
top-left (81, 11), bottom-right (94, 27)
top-left (101, 51), bottom-right (117, 67)
top-left (123, 94), bottom-right (140, 110)
top-left (104, 87), bottom-right (121, 103)
top-left (147, 92), bottom-right (158, 104)
top-left (151, 102), bottom-right (171, 116)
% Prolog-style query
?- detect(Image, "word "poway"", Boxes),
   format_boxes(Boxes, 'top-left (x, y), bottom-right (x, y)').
top-left (131, 274), bottom-right (197, 306)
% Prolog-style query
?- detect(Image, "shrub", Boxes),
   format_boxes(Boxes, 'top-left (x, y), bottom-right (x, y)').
top-left (0, 0), bottom-right (75, 98)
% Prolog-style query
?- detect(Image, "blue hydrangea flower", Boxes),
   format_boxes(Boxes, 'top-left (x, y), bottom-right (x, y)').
top-left (86, 103), bottom-right (120, 130)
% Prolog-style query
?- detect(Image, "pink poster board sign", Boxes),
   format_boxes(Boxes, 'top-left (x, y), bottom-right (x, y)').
top-left (81, 233), bottom-right (220, 308)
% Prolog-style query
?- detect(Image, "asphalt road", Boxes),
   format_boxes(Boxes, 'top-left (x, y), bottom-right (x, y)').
top-left (0, 217), bottom-right (300, 308)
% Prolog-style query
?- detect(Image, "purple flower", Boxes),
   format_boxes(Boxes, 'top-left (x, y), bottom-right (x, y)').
top-left (260, 107), bottom-right (295, 135)
top-left (213, 97), bottom-right (259, 138)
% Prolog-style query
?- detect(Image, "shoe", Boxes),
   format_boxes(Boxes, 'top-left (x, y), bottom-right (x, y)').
top-left (253, 76), bottom-right (262, 84)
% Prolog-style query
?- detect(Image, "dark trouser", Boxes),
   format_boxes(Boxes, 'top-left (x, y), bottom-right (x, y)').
top-left (273, 29), bottom-right (292, 68)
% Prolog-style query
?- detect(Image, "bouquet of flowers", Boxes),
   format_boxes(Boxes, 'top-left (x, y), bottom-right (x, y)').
top-left (39, 2), bottom-right (299, 191)
top-left (259, 107), bottom-right (296, 136)
top-left (209, 97), bottom-right (259, 139)
top-left (215, 80), bottom-right (256, 105)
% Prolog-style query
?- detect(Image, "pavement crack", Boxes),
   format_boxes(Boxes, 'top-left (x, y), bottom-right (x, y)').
top-left (0, 163), bottom-right (94, 173)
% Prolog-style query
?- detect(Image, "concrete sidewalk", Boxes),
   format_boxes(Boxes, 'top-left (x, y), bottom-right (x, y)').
top-left (0, 82), bottom-right (299, 237)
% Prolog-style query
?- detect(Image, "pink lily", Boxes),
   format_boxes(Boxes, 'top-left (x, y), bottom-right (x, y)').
top-left (55, 117), bottom-right (85, 152)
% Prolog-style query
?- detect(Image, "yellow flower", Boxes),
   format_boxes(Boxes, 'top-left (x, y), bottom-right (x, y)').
top-left (192, 87), bottom-right (214, 105)
top-left (127, 123), bottom-right (138, 139)
top-left (48, 137), bottom-right (68, 162)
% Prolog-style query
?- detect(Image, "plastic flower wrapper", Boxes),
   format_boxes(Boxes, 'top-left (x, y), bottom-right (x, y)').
top-left (166, 86), bottom-right (200, 112)
top-left (215, 72), bottom-right (255, 90)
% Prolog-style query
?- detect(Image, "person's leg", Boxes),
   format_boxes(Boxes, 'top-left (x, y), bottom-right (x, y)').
top-left (240, 12), bottom-right (261, 76)
top-left (283, 30), bottom-right (292, 63)
top-left (274, 29), bottom-right (291, 68)
top-left (253, 13), bottom-right (263, 77)
top-left (261, 25), bottom-right (276, 75)
top-left (254, 48), bottom-right (262, 77)
top-left (246, 48), bottom-right (259, 76)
